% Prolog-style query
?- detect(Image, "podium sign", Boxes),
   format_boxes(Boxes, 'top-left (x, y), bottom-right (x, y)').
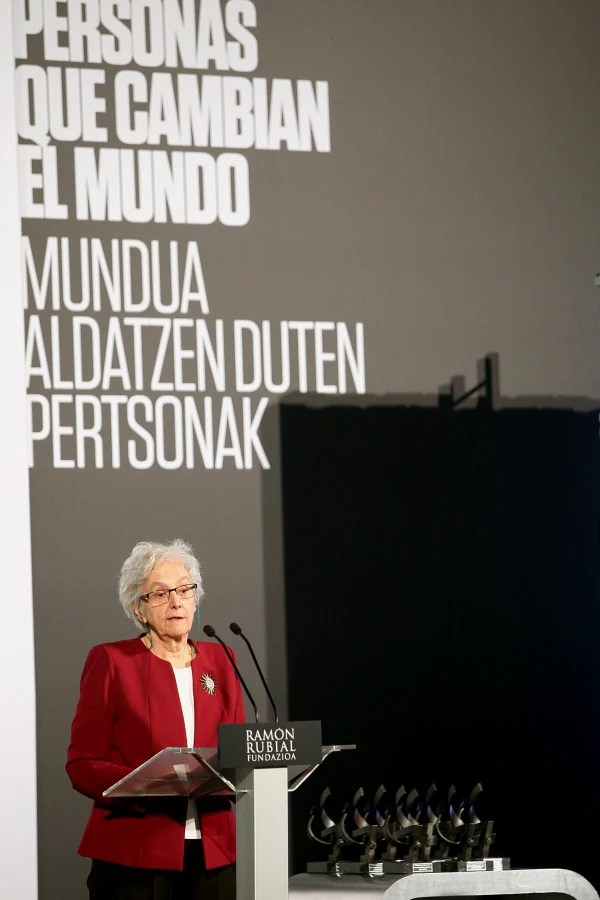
top-left (218, 720), bottom-right (322, 769)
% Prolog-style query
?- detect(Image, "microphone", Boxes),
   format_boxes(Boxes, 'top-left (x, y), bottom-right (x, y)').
top-left (203, 624), bottom-right (259, 723)
top-left (229, 622), bottom-right (279, 722)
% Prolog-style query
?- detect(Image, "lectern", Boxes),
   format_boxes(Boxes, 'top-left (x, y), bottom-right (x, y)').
top-left (104, 722), bottom-right (354, 900)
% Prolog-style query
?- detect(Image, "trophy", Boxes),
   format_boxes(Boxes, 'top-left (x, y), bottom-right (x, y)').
top-left (350, 786), bottom-right (388, 876)
top-left (307, 780), bottom-right (509, 877)
top-left (434, 783), bottom-right (505, 870)
top-left (307, 787), bottom-right (360, 876)
top-left (380, 784), bottom-right (445, 874)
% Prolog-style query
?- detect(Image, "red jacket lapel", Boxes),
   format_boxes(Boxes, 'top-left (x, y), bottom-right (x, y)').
top-left (192, 642), bottom-right (227, 748)
top-left (146, 649), bottom-right (187, 752)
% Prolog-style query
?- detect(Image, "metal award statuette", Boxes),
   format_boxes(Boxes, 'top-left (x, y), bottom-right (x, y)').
top-left (350, 786), bottom-right (387, 877)
top-left (458, 784), bottom-right (489, 863)
top-left (353, 786), bottom-right (392, 875)
top-left (307, 788), bottom-right (362, 876)
top-left (306, 779), bottom-right (509, 878)
top-left (432, 783), bottom-right (508, 872)
top-left (379, 785), bottom-right (444, 875)
top-left (454, 784), bottom-right (507, 872)
top-left (381, 785), bottom-right (406, 866)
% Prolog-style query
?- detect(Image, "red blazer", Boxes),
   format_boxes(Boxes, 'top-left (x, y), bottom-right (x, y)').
top-left (66, 637), bottom-right (245, 871)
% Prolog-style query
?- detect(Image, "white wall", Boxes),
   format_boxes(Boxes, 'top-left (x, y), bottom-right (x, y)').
top-left (0, 2), bottom-right (37, 898)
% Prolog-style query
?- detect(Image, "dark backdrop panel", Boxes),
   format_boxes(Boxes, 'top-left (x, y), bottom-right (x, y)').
top-left (281, 402), bottom-right (600, 885)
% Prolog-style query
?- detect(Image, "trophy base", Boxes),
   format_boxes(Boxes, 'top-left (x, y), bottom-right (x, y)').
top-left (382, 860), bottom-right (449, 874)
top-left (307, 858), bottom-right (511, 877)
top-left (455, 858), bottom-right (510, 873)
top-left (307, 862), bottom-right (384, 877)
top-left (382, 858), bottom-right (511, 875)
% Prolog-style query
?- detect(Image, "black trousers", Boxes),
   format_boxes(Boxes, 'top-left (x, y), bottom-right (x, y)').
top-left (88, 842), bottom-right (236, 900)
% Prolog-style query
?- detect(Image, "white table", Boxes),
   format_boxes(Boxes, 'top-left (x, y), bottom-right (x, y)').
top-left (289, 868), bottom-right (599, 900)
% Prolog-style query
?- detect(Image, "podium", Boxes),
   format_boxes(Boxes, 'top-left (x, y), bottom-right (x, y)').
top-left (104, 728), bottom-right (355, 900)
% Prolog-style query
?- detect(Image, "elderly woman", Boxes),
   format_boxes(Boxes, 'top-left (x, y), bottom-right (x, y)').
top-left (66, 539), bottom-right (244, 900)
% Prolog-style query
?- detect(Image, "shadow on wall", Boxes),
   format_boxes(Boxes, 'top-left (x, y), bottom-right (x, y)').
top-left (261, 354), bottom-right (600, 885)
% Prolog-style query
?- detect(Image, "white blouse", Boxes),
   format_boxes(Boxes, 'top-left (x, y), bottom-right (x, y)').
top-left (173, 667), bottom-right (201, 840)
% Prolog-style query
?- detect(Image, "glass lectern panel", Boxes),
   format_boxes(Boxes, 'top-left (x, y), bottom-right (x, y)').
top-left (287, 744), bottom-right (356, 792)
top-left (103, 747), bottom-right (232, 798)
top-left (103, 744), bottom-right (356, 799)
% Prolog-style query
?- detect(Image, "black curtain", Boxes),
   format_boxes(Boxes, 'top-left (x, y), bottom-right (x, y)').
top-left (281, 403), bottom-right (600, 886)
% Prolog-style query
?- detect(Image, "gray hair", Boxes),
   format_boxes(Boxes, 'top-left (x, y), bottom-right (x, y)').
top-left (119, 539), bottom-right (204, 630)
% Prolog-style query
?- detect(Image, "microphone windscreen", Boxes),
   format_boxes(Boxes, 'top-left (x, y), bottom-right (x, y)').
top-left (203, 624), bottom-right (216, 637)
top-left (229, 622), bottom-right (242, 635)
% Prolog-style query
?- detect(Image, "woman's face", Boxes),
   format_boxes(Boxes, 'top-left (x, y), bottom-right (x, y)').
top-left (138, 560), bottom-right (196, 642)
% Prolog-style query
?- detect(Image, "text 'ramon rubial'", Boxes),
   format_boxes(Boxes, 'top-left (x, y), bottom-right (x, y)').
top-left (245, 727), bottom-right (296, 762)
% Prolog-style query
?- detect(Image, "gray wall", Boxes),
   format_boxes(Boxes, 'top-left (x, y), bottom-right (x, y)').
top-left (18, 2), bottom-right (600, 897)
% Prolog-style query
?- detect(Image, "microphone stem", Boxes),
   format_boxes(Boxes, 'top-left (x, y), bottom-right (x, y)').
top-left (213, 634), bottom-right (259, 723)
top-left (238, 632), bottom-right (279, 722)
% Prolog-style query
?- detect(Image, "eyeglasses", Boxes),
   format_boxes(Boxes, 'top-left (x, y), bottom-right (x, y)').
top-left (139, 584), bottom-right (198, 608)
